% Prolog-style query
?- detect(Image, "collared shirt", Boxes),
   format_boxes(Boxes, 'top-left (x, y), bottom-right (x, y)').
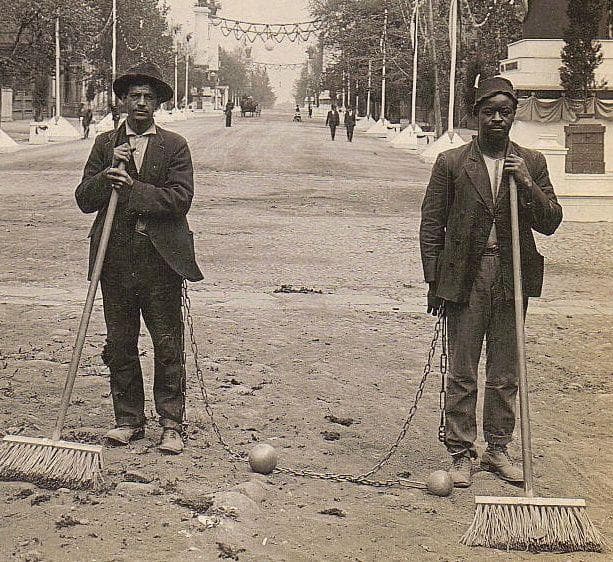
top-left (125, 121), bottom-right (156, 235)
top-left (483, 154), bottom-right (504, 248)
top-left (125, 121), bottom-right (157, 173)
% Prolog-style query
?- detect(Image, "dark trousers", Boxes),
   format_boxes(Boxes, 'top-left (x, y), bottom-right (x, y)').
top-left (100, 235), bottom-right (184, 430)
top-left (225, 113), bottom-right (232, 127)
top-left (445, 255), bottom-right (527, 458)
top-left (329, 125), bottom-right (337, 140)
top-left (346, 126), bottom-right (354, 142)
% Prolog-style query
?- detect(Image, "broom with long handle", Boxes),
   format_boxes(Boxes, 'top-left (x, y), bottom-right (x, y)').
top-left (461, 175), bottom-right (604, 552)
top-left (0, 172), bottom-right (122, 490)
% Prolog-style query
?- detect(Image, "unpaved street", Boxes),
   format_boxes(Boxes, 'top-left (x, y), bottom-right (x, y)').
top-left (0, 112), bottom-right (611, 561)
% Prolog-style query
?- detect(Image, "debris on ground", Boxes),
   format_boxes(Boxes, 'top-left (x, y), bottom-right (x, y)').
top-left (319, 508), bottom-right (347, 518)
top-left (324, 414), bottom-right (354, 426)
top-left (273, 284), bottom-right (323, 294)
top-left (321, 430), bottom-right (341, 441)
top-left (216, 541), bottom-right (246, 560)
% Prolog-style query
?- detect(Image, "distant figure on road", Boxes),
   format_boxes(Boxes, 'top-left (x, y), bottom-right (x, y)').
top-left (225, 101), bottom-right (233, 127)
top-left (82, 106), bottom-right (93, 139)
top-left (75, 62), bottom-right (203, 455)
top-left (293, 106), bottom-right (302, 122)
top-left (308, 104), bottom-right (313, 118)
top-left (344, 107), bottom-right (356, 142)
top-left (325, 105), bottom-right (340, 140)
top-left (419, 76), bottom-right (562, 489)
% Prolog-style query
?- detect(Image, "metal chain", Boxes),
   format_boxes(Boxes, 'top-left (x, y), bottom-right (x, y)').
top-left (182, 281), bottom-right (446, 487)
top-left (182, 281), bottom-right (246, 461)
top-left (438, 307), bottom-right (448, 443)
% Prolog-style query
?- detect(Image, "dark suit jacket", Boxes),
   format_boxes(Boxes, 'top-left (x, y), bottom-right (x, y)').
top-left (326, 110), bottom-right (340, 127)
top-left (75, 122), bottom-right (203, 282)
top-left (420, 139), bottom-right (562, 303)
top-left (344, 111), bottom-right (356, 127)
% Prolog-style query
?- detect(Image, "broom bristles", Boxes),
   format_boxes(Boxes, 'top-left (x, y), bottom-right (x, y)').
top-left (0, 435), bottom-right (103, 490)
top-left (461, 497), bottom-right (605, 553)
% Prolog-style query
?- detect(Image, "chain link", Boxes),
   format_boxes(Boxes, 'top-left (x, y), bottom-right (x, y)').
top-left (438, 306), bottom-right (448, 444)
top-left (182, 281), bottom-right (447, 487)
top-left (182, 281), bottom-right (246, 462)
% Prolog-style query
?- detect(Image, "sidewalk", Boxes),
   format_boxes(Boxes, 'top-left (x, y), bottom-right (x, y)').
top-left (0, 116), bottom-right (81, 143)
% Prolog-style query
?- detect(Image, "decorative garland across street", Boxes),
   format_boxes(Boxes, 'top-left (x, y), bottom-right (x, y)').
top-left (209, 16), bottom-right (323, 43)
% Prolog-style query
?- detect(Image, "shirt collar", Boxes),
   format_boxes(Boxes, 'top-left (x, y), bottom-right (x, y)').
top-left (125, 121), bottom-right (157, 137)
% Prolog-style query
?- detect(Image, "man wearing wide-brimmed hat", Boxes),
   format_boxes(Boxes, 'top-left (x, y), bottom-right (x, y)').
top-left (75, 62), bottom-right (203, 454)
top-left (420, 76), bottom-right (563, 488)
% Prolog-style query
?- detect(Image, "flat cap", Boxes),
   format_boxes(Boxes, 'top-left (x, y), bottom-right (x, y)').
top-left (473, 76), bottom-right (518, 113)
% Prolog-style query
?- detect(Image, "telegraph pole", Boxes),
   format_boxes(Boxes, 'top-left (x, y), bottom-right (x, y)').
top-left (184, 35), bottom-right (191, 112)
top-left (380, 6), bottom-right (388, 123)
top-left (55, 15), bottom-right (61, 119)
top-left (366, 58), bottom-right (372, 120)
top-left (410, 2), bottom-right (419, 130)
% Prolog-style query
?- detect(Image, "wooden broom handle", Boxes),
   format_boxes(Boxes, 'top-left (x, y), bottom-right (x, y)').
top-left (509, 175), bottom-right (534, 497)
top-left (52, 168), bottom-right (122, 440)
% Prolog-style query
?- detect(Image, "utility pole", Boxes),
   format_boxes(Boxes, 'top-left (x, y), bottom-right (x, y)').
top-left (410, 2), bottom-right (419, 130)
top-left (380, 6), bottom-right (388, 123)
top-left (55, 15), bottom-right (61, 120)
top-left (447, 0), bottom-right (458, 137)
top-left (184, 35), bottom-right (191, 112)
top-left (112, 0), bottom-right (119, 128)
top-left (174, 29), bottom-right (179, 110)
top-left (427, 0), bottom-right (443, 136)
top-left (366, 58), bottom-right (372, 120)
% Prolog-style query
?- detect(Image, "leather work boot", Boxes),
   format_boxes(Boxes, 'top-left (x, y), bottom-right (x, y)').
top-left (105, 426), bottom-right (145, 445)
top-left (481, 447), bottom-right (524, 483)
top-left (158, 428), bottom-right (184, 454)
top-left (449, 454), bottom-right (472, 488)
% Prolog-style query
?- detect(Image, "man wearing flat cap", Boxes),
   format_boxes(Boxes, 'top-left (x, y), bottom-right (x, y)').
top-left (420, 77), bottom-right (562, 488)
top-left (76, 62), bottom-right (203, 454)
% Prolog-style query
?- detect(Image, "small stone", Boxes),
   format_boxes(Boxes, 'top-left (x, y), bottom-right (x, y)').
top-left (212, 491), bottom-right (261, 519)
top-left (115, 481), bottom-right (158, 496)
top-left (123, 469), bottom-right (153, 483)
top-left (230, 480), bottom-right (266, 504)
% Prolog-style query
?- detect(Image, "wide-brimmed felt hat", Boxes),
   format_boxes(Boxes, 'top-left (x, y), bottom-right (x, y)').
top-left (473, 76), bottom-right (518, 113)
top-left (113, 61), bottom-right (173, 103)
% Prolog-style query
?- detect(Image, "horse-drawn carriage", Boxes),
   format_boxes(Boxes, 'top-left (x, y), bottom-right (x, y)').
top-left (240, 96), bottom-right (260, 117)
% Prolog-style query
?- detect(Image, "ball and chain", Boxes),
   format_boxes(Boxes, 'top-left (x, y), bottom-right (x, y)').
top-left (181, 281), bottom-right (450, 491)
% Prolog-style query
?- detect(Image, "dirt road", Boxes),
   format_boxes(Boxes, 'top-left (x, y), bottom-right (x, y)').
top-left (0, 112), bottom-right (611, 561)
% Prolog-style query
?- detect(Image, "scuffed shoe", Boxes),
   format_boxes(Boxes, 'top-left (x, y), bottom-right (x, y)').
top-left (450, 454), bottom-right (472, 488)
top-left (105, 425), bottom-right (145, 445)
top-left (481, 448), bottom-right (524, 483)
top-left (158, 429), bottom-right (184, 454)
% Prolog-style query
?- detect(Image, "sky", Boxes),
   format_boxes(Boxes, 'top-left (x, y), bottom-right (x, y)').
top-left (165, 0), bottom-right (314, 104)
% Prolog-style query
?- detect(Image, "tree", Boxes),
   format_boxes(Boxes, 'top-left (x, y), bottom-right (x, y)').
top-left (0, 0), bottom-right (176, 114)
top-left (250, 67), bottom-right (276, 108)
top-left (218, 48), bottom-right (248, 100)
top-left (559, 0), bottom-right (606, 109)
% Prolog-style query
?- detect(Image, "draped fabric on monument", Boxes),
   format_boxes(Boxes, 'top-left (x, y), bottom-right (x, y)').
top-left (516, 95), bottom-right (613, 122)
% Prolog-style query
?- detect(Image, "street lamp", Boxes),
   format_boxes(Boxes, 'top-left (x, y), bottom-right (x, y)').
top-left (184, 34), bottom-right (192, 113)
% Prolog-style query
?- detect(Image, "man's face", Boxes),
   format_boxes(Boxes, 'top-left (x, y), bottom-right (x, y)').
top-left (124, 84), bottom-right (158, 127)
top-left (477, 93), bottom-right (515, 143)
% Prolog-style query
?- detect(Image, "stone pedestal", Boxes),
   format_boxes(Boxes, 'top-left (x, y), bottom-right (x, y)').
top-left (565, 123), bottom-right (605, 174)
top-left (29, 121), bottom-right (49, 144)
top-left (1, 88), bottom-right (13, 122)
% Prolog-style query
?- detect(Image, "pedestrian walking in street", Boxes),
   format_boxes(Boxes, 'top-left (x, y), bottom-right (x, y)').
top-left (225, 101), bottom-right (233, 127)
top-left (344, 106), bottom-right (356, 142)
top-left (308, 104), bottom-right (313, 118)
top-left (75, 61), bottom-right (203, 455)
top-left (325, 105), bottom-right (340, 140)
top-left (419, 77), bottom-right (562, 489)
top-left (82, 106), bottom-right (93, 139)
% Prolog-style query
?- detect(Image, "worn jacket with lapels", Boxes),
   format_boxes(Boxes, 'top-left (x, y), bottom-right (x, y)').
top-left (420, 139), bottom-right (562, 303)
top-left (75, 121), bottom-right (203, 282)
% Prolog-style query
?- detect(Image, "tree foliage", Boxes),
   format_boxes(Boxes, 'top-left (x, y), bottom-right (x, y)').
top-left (0, 0), bottom-right (176, 112)
top-left (308, 0), bottom-right (525, 130)
top-left (218, 48), bottom-right (276, 107)
top-left (559, 0), bottom-right (606, 101)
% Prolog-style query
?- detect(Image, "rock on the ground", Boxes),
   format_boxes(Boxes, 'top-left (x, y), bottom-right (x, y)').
top-left (115, 481), bottom-right (159, 496)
